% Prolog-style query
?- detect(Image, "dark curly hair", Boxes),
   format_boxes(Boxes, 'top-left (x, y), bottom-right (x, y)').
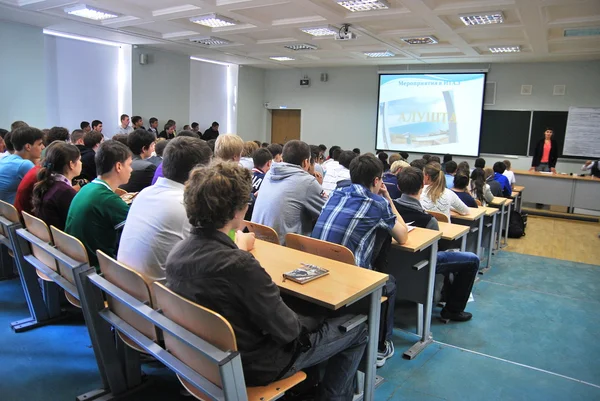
top-left (184, 161), bottom-right (252, 230)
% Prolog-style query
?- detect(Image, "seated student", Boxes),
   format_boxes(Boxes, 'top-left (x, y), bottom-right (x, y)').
top-left (166, 161), bottom-right (367, 398)
top-left (388, 153), bottom-right (401, 166)
top-left (0, 127), bottom-right (44, 204)
top-left (158, 121), bottom-right (175, 140)
top-left (492, 161), bottom-right (512, 197)
top-left (251, 148), bottom-right (272, 195)
top-left (444, 160), bottom-right (457, 189)
top-left (150, 131), bottom-right (199, 184)
top-left (147, 139), bottom-right (167, 167)
top-left (442, 154), bottom-right (452, 171)
top-left (503, 159), bottom-right (516, 185)
top-left (473, 157), bottom-right (485, 174)
top-left (0, 129), bottom-right (8, 159)
top-left (252, 140), bottom-right (326, 245)
top-left (399, 151), bottom-right (409, 161)
top-left (321, 147), bottom-right (341, 179)
top-left (470, 168), bottom-right (494, 205)
top-left (457, 161), bottom-right (470, 175)
top-left (120, 129), bottom-right (157, 193)
top-left (118, 137), bottom-right (212, 282)
top-left (15, 126), bottom-right (71, 215)
top-left (312, 154), bottom-right (408, 367)
top-left (409, 158), bottom-right (426, 171)
top-left (322, 150), bottom-right (354, 195)
top-left (267, 143), bottom-right (283, 163)
top-left (429, 155), bottom-right (441, 164)
top-left (215, 133), bottom-right (244, 162)
top-left (32, 142), bottom-right (81, 230)
top-left (310, 145), bottom-right (325, 178)
top-left (76, 131), bottom-right (103, 182)
top-left (322, 145), bottom-right (340, 170)
top-left (451, 173), bottom-right (478, 208)
top-left (484, 167), bottom-right (502, 197)
top-left (111, 134), bottom-right (129, 146)
top-left (582, 159), bottom-right (600, 178)
top-left (66, 141), bottom-right (132, 268)
top-left (420, 162), bottom-right (469, 220)
top-left (395, 167), bottom-right (479, 321)
top-left (378, 152), bottom-right (390, 171)
top-left (240, 141), bottom-right (258, 170)
top-left (383, 160), bottom-right (409, 199)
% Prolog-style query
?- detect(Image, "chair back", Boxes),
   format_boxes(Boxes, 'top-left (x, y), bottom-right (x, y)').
top-left (50, 226), bottom-right (88, 306)
top-left (0, 200), bottom-right (19, 238)
top-left (242, 221), bottom-right (280, 244)
top-left (426, 210), bottom-right (449, 223)
top-left (153, 282), bottom-right (237, 398)
top-left (285, 233), bottom-right (356, 265)
top-left (21, 212), bottom-right (59, 279)
top-left (97, 250), bottom-right (158, 345)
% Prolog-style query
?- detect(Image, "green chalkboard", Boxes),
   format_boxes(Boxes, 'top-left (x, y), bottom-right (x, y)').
top-left (480, 110), bottom-right (531, 155)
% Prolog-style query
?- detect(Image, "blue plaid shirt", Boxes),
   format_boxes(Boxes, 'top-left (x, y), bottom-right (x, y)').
top-left (312, 184), bottom-right (396, 269)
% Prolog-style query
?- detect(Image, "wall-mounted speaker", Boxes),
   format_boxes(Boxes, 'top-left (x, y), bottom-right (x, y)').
top-left (139, 53), bottom-right (148, 65)
top-left (320, 73), bottom-right (328, 82)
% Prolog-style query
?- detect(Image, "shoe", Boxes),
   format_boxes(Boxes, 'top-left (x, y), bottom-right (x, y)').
top-left (440, 308), bottom-right (473, 322)
top-left (376, 340), bottom-right (395, 368)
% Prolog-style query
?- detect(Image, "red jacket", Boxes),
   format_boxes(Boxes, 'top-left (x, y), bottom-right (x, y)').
top-left (14, 165), bottom-right (40, 216)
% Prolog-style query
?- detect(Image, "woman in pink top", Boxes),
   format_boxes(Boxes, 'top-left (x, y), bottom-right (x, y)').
top-left (530, 128), bottom-right (558, 173)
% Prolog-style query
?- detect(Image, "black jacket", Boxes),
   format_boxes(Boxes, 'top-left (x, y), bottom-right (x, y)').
top-left (119, 156), bottom-right (157, 193)
top-left (531, 139), bottom-right (558, 168)
top-left (202, 128), bottom-right (219, 141)
top-left (158, 130), bottom-right (175, 140)
top-left (393, 195), bottom-right (439, 230)
top-left (76, 145), bottom-right (97, 182)
top-left (165, 228), bottom-right (303, 386)
top-left (486, 177), bottom-right (503, 197)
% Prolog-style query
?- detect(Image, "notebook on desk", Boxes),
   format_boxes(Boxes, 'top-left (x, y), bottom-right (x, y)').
top-left (283, 263), bottom-right (329, 284)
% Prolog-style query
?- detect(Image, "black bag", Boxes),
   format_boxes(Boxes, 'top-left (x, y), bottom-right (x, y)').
top-left (506, 211), bottom-right (527, 238)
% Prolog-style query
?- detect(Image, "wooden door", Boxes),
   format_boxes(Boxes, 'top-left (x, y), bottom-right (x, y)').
top-left (271, 109), bottom-right (301, 144)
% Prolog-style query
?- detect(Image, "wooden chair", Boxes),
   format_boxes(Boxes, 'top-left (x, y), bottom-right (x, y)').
top-left (242, 221), bottom-right (280, 244)
top-left (0, 200), bottom-right (19, 271)
top-left (97, 250), bottom-right (158, 353)
top-left (153, 282), bottom-right (306, 401)
top-left (426, 210), bottom-right (449, 223)
top-left (21, 212), bottom-right (59, 282)
top-left (50, 226), bottom-right (89, 308)
top-left (475, 199), bottom-right (482, 207)
top-left (285, 233), bottom-right (355, 265)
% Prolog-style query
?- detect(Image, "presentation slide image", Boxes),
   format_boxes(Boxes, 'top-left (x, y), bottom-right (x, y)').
top-left (376, 73), bottom-right (486, 157)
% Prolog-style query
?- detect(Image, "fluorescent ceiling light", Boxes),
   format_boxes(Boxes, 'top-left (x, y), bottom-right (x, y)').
top-left (336, 0), bottom-right (390, 12)
top-left (190, 14), bottom-right (237, 28)
top-left (564, 27), bottom-right (600, 37)
top-left (64, 4), bottom-right (118, 21)
top-left (364, 50), bottom-right (395, 57)
top-left (301, 25), bottom-right (338, 37)
top-left (284, 43), bottom-right (318, 51)
top-left (43, 29), bottom-right (122, 47)
top-left (190, 56), bottom-right (232, 66)
top-left (190, 37), bottom-right (233, 46)
top-left (402, 36), bottom-right (438, 45)
top-left (459, 12), bottom-right (504, 26)
top-left (489, 45), bottom-right (520, 53)
top-left (270, 56), bottom-right (295, 61)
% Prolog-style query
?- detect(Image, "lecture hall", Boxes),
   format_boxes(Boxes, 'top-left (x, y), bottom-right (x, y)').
top-left (0, 0), bottom-right (599, 400)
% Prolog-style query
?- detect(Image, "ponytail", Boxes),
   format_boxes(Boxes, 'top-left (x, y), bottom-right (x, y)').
top-left (424, 162), bottom-right (446, 203)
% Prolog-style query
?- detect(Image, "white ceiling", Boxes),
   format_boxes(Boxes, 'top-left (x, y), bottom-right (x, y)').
top-left (1, 0), bottom-right (599, 68)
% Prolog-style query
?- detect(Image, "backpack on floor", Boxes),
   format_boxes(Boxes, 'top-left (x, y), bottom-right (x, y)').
top-left (506, 211), bottom-right (527, 238)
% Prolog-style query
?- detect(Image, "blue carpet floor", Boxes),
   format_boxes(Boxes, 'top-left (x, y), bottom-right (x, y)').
top-left (1, 250), bottom-right (599, 401)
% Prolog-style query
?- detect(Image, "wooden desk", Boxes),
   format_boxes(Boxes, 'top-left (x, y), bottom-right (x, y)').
top-left (251, 240), bottom-right (386, 401)
top-left (511, 185), bottom-right (525, 213)
top-left (479, 207), bottom-right (500, 271)
top-left (450, 207), bottom-right (486, 258)
top-left (437, 222), bottom-right (469, 252)
top-left (489, 198), bottom-right (509, 250)
top-left (502, 199), bottom-right (514, 247)
top-left (390, 228), bottom-right (441, 359)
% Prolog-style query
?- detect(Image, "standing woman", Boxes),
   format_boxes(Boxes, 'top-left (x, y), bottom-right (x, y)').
top-left (32, 142), bottom-right (82, 230)
top-left (530, 128), bottom-right (558, 173)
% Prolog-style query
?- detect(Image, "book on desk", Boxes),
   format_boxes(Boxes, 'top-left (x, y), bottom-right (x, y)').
top-left (283, 263), bottom-right (329, 284)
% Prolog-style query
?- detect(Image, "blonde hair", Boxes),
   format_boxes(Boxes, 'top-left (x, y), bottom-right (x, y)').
top-left (214, 134), bottom-right (244, 161)
top-left (390, 160), bottom-right (410, 175)
top-left (503, 159), bottom-right (511, 170)
top-left (483, 167), bottom-right (494, 180)
top-left (242, 141), bottom-right (259, 157)
top-left (423, 162), bottom-right (446, 203)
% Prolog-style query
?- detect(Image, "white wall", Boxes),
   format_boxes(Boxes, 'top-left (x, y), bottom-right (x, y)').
top-left (132, 47), bottom-right (190, 131)
top-left (0, 22), bottom-right (46, 129)
top-left (262, 61), bottom-right (600, 174)
top-left (237, 66), bottom-right (267, 142)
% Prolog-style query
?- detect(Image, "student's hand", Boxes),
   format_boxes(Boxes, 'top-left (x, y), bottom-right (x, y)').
top-left (72, 184), bottom-right (82, 192)
top-left (551, 168), bottom-right (557, 174)
top-left (585, 160), bottom-right (592, 167)
top-left (314, 171), bottom-right (323, 185)
top-left (529, 167), bottom-right (535, 172)
top-left (378, 182), bottom-right (392, 201)
top-left (235, 230), bottom-right (255, 251)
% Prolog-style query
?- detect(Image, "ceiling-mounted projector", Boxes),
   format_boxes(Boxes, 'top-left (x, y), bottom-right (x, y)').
top-left (335, 24), bottom-right (357, 40)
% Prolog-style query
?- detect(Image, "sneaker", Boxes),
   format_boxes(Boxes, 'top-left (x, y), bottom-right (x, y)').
top-left (376, 340), bottom-right (395, 368)
top-left (440, 308), bottom-right (473, 322)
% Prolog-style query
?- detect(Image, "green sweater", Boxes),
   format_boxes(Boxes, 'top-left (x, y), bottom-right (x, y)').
top-left (65, 178), bottom-right (129, 267)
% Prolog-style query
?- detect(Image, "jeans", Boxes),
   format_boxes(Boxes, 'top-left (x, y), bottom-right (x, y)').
top-left (536, 163), bottom-right (550, 172)
top-left (282, 315), bottom-right (368, 401)
top-left (436, 251), bottom-right (479, 313)
top-left (371, 229), bottom-right (395, 348)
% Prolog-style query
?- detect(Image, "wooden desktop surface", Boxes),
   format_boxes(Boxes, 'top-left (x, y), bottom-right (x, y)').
top-left (511, 191), bottom-right (519, 198)
top-left (490, 197), bottom-right (508, 206)
top-left (480, 206), bottom-right (500, 216)
top-left (392, 227), bottom-right (442, 252)
top-left (513, 185), bottom-right (525, 192)
top-left (450, 207), bottom-right (486, 221)
top-left (436, 222), bottom-right (469, 241)
top-left (514, 170), bottom-right (600, 182)
top-left (251, 239), bottom-right (388, 310)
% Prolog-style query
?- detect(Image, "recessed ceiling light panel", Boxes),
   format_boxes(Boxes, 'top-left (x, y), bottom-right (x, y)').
top-left (64, 4), bottom-right (118, 21)
top-left (564, 27), bottom-right (600, 37)
top-left (190, 14), bottom-right (237, 28)
top-left (190, 37), bottom-right (233, 46)
top-left (459, 12), bottom-right (504, 26)
top-left (489, 45), bottom-right (520, 53)
top-left (402, 36), bottom-right (438, 45)
top-left (300, 25), bottom-right (338, 37)
top-left (270, 56), bottom-right (295, 61)
top-left (284, 43), bottom-right (318, 51)
top-left (364, 50), bottom-right (395, 57)
top-left (336, 0), bottom-right (390, 12)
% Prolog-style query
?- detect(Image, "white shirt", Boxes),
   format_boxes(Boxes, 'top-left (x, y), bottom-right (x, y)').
top-left (117, 177), bottom-right (191, 282)
top-left (322, 159), bottom-right (339, 173)
top-left (117, 125), bottom-right (134, 135)
top-left (0, 151), bottom-right (8, 160)
top-left (420, 185), bottom-right (470, 220)
top-left (239, 157), bottom-right (254, 170)
top-left (322, 164), bottom-right (350, 196)
top-left (503, 170), bottom-right (516, 185)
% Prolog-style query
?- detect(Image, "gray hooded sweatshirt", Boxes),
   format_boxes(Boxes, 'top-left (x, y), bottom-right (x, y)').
top-left (251, 162), bottom-right (326, 245)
